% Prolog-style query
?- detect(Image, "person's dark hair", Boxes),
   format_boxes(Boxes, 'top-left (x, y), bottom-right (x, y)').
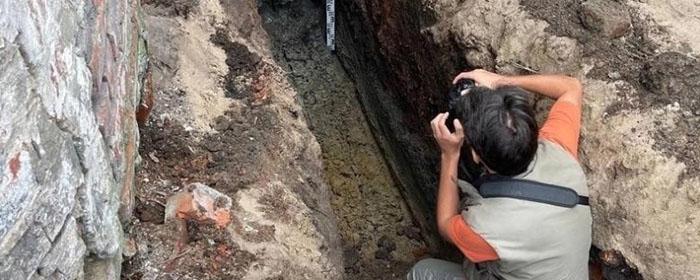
top-left (454, 86), bottom-right (538, 176)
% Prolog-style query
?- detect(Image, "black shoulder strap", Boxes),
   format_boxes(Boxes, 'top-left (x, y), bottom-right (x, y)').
top-left (475, 176), bottom-right (589, 208)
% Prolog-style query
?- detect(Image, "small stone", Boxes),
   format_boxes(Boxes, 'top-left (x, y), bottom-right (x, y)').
top-left (351, 232), bottom-right (361, 242)
top-left (377, 236), bottom-right (396, 251)
top-left (37, 267), bottom-right (53, 277)
top-left (375, 236), bottom-right (396, 261)
top-left (148, 151), bottom-right (160, 163)
top-left (137, 240), bottom-right (149, 256)
top-left (580, 0), bottom-right (632, 38)
top-left (399, 226), bottom-right (422, 241)
top-left (122, 238), bottom-right (138, 258)
top-left (607, 71), bottom-right (621, 80)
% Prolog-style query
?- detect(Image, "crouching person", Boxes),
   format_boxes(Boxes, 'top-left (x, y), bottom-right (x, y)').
top-left (408, 70), bottom-right (592, 280)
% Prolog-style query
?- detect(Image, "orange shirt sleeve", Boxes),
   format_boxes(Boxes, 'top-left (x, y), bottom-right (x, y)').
top-left (446, 215), bottom-right (499, 263)
top-left (538, 99), bottom-right (582, 159)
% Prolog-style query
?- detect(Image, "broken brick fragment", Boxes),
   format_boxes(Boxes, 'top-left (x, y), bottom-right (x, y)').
top-left (164, 183), bottom-right (233, 228)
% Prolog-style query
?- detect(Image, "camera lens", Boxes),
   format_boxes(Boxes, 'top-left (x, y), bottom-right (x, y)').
top-left (454, 78), bottom-right (476, 96)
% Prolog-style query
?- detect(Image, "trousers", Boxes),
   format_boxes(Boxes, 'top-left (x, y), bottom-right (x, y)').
top-left (406, 258), bottom-right (467, 280)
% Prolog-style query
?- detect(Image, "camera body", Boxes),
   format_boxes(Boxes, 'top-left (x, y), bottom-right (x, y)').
top-left (446, 78), bottom-right (476, 132)
top-left (445, 78), bottom-right (483, 183)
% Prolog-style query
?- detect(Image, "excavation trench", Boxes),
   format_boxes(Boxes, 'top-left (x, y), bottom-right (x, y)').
top-left (125, 0), bottom-right (444, 279)
top-left (258, 1), bottom-right (438, 278)
top-left (3, 0), bottom-right (696, 278)
top-left (269, 1), bottom-right (662, 278)
top-left (126, 0), bottom-right (659, 279)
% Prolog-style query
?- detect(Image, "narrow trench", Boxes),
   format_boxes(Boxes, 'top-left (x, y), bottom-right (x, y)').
top-left (257, 3), bottom-right (648, 279)
top-left (121, 1), bottom-right (685, 279)
top-left (258, 1), bottom-right (428, 278)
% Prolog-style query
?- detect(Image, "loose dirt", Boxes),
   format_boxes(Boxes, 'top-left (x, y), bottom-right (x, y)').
top-left (258, 1), bottom-right (427, 279)
top-left (123, 0), bottom-right (426, 279)
top-left (124, 0), bottom-right (343, 278)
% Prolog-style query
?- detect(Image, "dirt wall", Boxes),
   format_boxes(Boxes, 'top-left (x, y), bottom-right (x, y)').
top-left (122, 0), bottom-right (343, 278)
top-left (0, 0), bottom-right (147, 278)
top-left (337, 0), bottom-right (700, 279)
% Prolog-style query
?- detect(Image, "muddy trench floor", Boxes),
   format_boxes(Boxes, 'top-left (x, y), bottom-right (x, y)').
top-left (259, 1), bottom-right (428, 278)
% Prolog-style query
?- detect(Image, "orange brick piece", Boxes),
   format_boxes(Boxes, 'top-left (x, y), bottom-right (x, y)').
top-left (165, 183), bottom-right (233, 228)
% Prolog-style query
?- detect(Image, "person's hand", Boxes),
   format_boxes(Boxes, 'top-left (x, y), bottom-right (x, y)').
top-left (452, 69), bottom-right (506, 89)
top-left (430, 112), bottom-right (464, 159)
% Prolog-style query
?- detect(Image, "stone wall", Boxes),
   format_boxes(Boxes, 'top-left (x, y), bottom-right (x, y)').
top-left (0, 0), bottom-right (146, 278)
top-left (337, 0), bottom-right (700, 278)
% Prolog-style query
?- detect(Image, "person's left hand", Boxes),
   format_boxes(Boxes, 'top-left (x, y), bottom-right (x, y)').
top-left (430, 112), bottom-right (464, 158)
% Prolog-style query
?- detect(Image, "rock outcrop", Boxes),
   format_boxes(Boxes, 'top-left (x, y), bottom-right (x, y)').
top-left (0, 1), bottom-right (147, 278)
top-left (337, 0), bottom-right (700, 279)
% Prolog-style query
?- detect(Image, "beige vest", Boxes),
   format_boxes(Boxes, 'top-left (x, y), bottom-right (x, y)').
top-left (460, 140), bottom-right (592, 280)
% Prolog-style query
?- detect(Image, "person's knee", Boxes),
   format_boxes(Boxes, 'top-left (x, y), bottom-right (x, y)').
top-left (407, 259), bottom-right (435, 280)
top-left (407, 258), bottom-right (464, 280)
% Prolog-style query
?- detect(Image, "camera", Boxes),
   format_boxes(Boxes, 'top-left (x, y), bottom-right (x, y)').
top-left (446, 78), bottom-right (476, 132)
top-left (444, 78), bottom-right (483, 182)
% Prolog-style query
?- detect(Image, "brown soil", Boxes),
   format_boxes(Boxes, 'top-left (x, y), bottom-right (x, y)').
top-left (123, 219), bottom-right (257, 279)
top-left (124, 0), bottom-right (426, 279)
top-left (122, 107), bottom-right (281, 279)
top-left (258, 1), bottom-right (427, 279)
top-left (124, 1), bottom-right (333, 278)
top-left (209, 29), bottom-right (265, 100)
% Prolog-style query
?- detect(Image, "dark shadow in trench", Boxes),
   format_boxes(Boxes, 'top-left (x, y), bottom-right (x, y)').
top-left (329, 0), bottom-right (459, 258)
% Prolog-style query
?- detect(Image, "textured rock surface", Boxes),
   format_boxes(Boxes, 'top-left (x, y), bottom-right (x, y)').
top-left (580, 0), bottom-right (632, 38)
top-left (337, 0), bottom-right (700, 279)
top-left (0, 0), bottom-right (146, 278)
top-left (631, 0), bottom-right (700, 55)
